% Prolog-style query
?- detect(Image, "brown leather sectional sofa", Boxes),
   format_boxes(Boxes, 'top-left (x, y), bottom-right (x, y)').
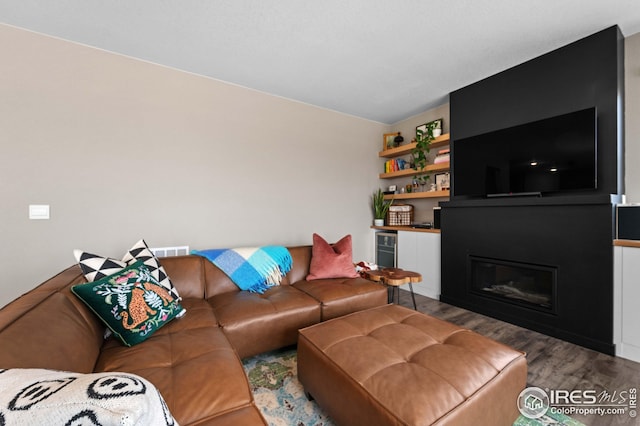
top-left (0, 245), bottom-right (387, 425)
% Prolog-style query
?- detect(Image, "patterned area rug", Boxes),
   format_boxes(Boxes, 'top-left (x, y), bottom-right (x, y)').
top-left (242, 348), bottom-right (584, 426)
top-left (242, 347), bottom-right (332, 426)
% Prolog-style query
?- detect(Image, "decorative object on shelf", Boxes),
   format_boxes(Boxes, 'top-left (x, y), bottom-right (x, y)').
top-left (416, 118), bottom-right (444, 138)
top-left (383, 132), bottom-right (401, 150)
top-left (414, 173), bottom-right (431, 191)
top-left (412, 120), bottom-right (440, 191)
top-left (435, 172), bottom-right (450, 191)
top-left (417, 118), bottom-right (443, 138)
top-left (434, 148), bottom-right (450, 164)
top-left (372, 188), bottom-right (393, 226)
top-left (387, 204), bottom-right (414, 226)
top-left (388, 185), bottom-right (397, 193)
top-left (393, 132), bottom-right (404, 147)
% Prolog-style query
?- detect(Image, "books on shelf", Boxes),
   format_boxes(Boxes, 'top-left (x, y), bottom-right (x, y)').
top-left (383, 147), bottom-right (450, 173)
top-left (384, 158), bottom-right (407, 173)
top-left (434, 148), bottom-right (450, 164)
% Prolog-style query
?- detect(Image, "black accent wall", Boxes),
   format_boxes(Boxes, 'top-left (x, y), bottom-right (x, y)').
top-left (450, 25), bottom-right (624, 197)
top-left (441, 26), bottom-right (624, 354)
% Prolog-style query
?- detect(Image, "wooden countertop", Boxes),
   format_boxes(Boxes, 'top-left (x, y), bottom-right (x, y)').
top-left (371, 225), bottom-right (441, 234)
top-left (614, 239), bottom-right (640, 248)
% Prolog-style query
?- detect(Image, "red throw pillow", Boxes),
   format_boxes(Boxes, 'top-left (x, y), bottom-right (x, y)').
top-left (306, 233), bottom-right (359, 280)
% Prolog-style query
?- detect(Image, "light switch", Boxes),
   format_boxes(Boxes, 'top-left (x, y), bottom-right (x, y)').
top-left (29, 204), bottom-right (50, 220)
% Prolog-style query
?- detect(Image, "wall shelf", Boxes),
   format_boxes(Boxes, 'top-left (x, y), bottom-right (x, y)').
top-left (384, 190), bottom-right (449, 200)
top-left (376, 131), bottom-right (450, 222)
top-left (379, 162), bottom-right (449, 179)
top-left (379, 133), bottom-right (450, 159)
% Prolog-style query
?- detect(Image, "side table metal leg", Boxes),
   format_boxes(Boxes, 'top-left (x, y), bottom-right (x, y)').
top-left (408, 282), bottom-right (417, 310)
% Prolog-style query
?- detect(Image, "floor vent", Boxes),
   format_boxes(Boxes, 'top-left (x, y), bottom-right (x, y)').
top-left (150, 246), bottom-right (190, 258)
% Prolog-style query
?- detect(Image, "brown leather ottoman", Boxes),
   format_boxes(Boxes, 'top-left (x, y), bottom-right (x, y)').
top-left (297, 304), bottom-right (527, 426)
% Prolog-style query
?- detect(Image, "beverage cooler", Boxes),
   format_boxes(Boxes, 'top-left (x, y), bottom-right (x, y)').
top-left (375, 232), bottom-right (397, 268)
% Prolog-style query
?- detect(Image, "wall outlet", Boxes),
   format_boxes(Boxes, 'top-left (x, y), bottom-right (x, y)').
top-left (29, 204), bottom-right (50, 220)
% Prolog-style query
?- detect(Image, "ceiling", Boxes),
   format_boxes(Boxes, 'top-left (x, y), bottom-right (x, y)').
top-left (2, 1), bottom-right (640, 124)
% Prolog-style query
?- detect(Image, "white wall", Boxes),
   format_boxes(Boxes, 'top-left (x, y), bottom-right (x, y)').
top-left (625, 31), bottom-right (640, 203)
top-left (0, 25), bottom-right (388, 307)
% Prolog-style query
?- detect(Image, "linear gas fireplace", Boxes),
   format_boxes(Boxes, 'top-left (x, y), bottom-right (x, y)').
top-left (441, 201), bottom-right (616, 354)
top-left (469, 257), bottom-right (556, 314)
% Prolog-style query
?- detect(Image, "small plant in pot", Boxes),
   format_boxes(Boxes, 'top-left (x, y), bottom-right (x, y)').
top-left (372, 188), bottom-right (393, 226)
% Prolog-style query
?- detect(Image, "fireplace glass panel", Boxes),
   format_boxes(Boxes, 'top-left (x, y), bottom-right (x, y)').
top-left (469, 256), bottom-right (556, 313)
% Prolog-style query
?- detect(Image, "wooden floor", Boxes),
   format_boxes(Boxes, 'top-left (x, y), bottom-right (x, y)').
top-left (395, 290), bottom-right (640, 426)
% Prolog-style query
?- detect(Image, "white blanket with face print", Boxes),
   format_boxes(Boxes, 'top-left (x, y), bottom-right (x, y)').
top-left (0, 369), bottom-right (178, 426)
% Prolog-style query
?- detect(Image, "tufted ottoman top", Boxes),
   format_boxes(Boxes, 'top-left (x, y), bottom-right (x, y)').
top-left (297, 304), bottom-right (527, 426)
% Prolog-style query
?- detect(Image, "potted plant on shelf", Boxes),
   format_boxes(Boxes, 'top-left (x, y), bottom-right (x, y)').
top-left (372, 188), bottom-right (393, 226)
top-left (411, 120), bottom-right (439, 191)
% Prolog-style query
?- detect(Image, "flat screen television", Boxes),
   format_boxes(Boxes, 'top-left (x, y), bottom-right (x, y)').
top-left (452, 107), bottom-right (597, 198)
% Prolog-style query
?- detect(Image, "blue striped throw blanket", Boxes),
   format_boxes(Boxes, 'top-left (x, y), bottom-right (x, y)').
top-left (191, 246), bottom-right (292, 294)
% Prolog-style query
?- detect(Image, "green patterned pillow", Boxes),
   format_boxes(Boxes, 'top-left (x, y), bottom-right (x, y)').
top-left (71, 260), bottom-right (184, 347)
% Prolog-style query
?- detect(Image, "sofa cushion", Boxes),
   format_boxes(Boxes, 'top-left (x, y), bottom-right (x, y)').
top-left (0, 368), bottom-right (177, 425)
top-left (151, 298), bottom-right (218, 334)
top-left (0, 266), bottom-right (104, 373)
top-left (306, 234), bottom-right (359, 280)
top-left (209, 286), bottom-right (321, 358)
top-left (71, 261), bottom-right (184, 347)
top-left (281, 245), bottom-right (313, 285)
top-left (95, 307), bottom-right (259, 426)
top-left (293, 277), bottom-right (388, 321)
top-left (157, 255), bottom-right (208, 299)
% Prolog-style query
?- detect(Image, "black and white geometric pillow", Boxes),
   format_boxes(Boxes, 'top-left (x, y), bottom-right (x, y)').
top-left (0, 369), bottom-right (177, 425)
top-left (73, 250), bottom-right (127, 282)
top-left (121, 239), bottom-right (181, 302)
top-left (73, 239), bottom-right (183, 304)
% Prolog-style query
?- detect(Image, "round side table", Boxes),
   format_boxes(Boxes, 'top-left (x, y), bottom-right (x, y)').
top-left (366, 268), bottom-right (420, 310)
